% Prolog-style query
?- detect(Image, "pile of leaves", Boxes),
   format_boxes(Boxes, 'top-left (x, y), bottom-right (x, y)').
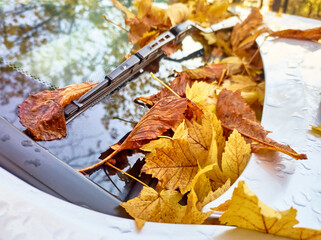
top-left (17, 0), bottom-right (321, 238)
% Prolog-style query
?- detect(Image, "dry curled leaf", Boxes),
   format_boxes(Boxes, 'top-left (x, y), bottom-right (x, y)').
top-left (269, 26), bottom-right (321, 42)
top-left (231, 8), bottom-right (263, 51)
top-left (216, 89), bottom-right (307, 160)
top-left (18, 82), bottom-right (98, 141)
top-left (219, 181), bottom-right (321, 239)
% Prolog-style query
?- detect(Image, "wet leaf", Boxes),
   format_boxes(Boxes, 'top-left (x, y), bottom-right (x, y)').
top-left (269, 26), bottom-right (321, 42)
top-left (18, 82), bottom-right (98, 141)
top-left (216, 89), bottom-right (307, 160)
top-left (219, 181), bottom-right (321, 240)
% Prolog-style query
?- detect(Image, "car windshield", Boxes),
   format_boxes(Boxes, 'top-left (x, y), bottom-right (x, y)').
top-left (0, 0), bottom-right (204, 200)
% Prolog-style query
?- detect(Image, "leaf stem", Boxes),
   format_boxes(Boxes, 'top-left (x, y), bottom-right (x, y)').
top-left (103, 15), bottom-right (128, 33)
top-left (150, 72), bottom-right (180, 98)
top-left (106, 162), bottom-right (150, 188)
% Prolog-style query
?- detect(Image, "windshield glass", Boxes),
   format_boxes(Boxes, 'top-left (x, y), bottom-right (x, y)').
top-left (0, 0), bottom-right (204, 200)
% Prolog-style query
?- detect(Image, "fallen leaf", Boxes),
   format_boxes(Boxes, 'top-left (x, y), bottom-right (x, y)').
top-left (121, 186), bottom-right (186, 229)
top-left (199, 179), bottom-right (231, 209)
top-left (231, 8), bottom-right (263, 51)
top-left (120, 96), bottom-right (190, 150)
top-left (142, 138), bottom-right (199, 194)
top-left (216, 89), bottom-right (307, 160)
top-left (222, 75), bottom-right (265, 105)
top-left (269, 26), bottom-right (321, 42)
top-left (189, 0), bottom-right (229, 26)
top-left (221, 129), bottom-right (251, 183)
top-left (178, 64), bottom-right (227, 82)
top-left (181, 164), bottom-right (214, 223)
top-left (136, 64), bottom-right (226, 106)
top-left (18, 82), bottom-right (98, 141)
top-left (118, 0), bottom-right (189, 46)
top-left (136, 73), bottom-right (192, 106)
top-left (219, 181), bottom-right (321, 239)
top-left (78, 96), bottom-right (197, 174)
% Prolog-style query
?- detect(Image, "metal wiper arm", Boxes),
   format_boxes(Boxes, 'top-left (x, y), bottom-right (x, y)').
top-left (64, 17), bottom-right (240, 124)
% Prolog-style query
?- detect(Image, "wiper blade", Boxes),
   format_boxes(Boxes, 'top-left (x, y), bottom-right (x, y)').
top-left (64, 17), bottom-right (240, 124)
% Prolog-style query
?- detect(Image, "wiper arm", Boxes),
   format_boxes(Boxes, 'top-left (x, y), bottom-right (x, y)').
top-left (64, 17), bottom-right (240, 124)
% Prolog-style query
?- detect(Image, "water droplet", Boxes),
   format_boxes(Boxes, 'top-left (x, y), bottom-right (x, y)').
top-left (21, 140), bottom-right (33, 147)
top-left (275, 163), bottom-right (285, 172)
top-left (300, 162), bottom-right (311, 170)
top-left (302, 192), bottom-right (312, 202)
top-left (291, 112), bottom-right (304, 119)
top-left (287, 61), bottom-right (298, 68)
top-left (312, 204), bottom-right (321, 215)
top-left (281, 161), bottom-right (296, 175)
top-left (24, 159), bottom-right (41, 167)
top-left (1, 134), bottom-right (10, 142)
top-left (292, 193), bottom-right (307, 207)
top-left (34, 148), bottom-right (41, 153)
top-left (307, 134), bottom-right (317, 142)
top-left (0, 201), bottom-right (9, 217)
top-left (53, 229), bottom-right (70, 240)
top-left (265, 100), bottom-right (283, 108)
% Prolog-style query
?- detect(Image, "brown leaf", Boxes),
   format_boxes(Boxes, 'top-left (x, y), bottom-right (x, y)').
top-left (178, 64), bottom-right (227, 81)
top-left (269, 27), bottom-right (321, 42)
top-left (136, 64), bottom-right (226, 106)
top-left (18, 82), bottom-right (98, 141)
top-left (120, 96), bottom-right (190, 150)
top-left (122, 0), bottom-right (189, 46)
top-left (136, 73), bottom-right (192, 106)
top-left (216, 89), bottom-right (307, 160)
top-left (78, 96), bottom-right (201, 174)
top-left (231, 8), bottom-right (263, 51)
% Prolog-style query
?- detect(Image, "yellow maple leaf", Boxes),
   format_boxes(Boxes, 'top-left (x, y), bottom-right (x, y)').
top-left (200, 179), bottom-right (230, 209)
top-left (186, 81), bottom-right (216, 105)
top-left (221, 129), bottom-right (251, 183)
top-left (206, 129), bottom-right (250, 189)
top-left (142, 139), bottom-right (199, 194)
top-left (181, 164), bottom-right (215, 223)
top-left (219, 181), bottom-right (321, 239)
top-left (121, 186), bottom-right (186, 229)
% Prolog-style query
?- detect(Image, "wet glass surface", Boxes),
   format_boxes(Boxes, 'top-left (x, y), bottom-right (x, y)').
top-left (0, 0), bottom-right (204, 200)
